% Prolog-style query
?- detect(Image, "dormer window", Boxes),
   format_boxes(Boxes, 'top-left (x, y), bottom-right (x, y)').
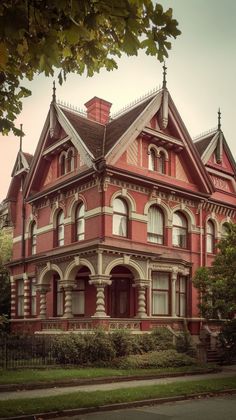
top-left (67, 148), bottom-right (75, 172)
top-left (148, 146), bottom-right (168, 174)
top-left (59, 152), bottom-right (66, 176)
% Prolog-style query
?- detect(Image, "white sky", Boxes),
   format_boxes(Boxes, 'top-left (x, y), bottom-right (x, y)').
top-left (1, 0), bottom-right (236, 202)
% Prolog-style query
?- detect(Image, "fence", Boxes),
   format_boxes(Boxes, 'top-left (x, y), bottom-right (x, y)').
top-left (0, 335), bottom-right (56, 369)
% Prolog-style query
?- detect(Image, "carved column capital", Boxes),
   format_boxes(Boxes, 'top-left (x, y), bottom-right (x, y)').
top-left (89, 274), bottom-right (111, 287)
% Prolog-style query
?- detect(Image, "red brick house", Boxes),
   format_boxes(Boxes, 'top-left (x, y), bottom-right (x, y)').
top-left (5, 75), bottom-right (236, 338)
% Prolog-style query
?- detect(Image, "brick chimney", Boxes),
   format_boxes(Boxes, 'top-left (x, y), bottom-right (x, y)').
top-left (84, 97), bottom-right (112, 124)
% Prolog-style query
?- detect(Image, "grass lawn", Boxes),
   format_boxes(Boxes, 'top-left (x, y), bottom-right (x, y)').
top-left (0, 376), bottom-right (235, 418)
top-left (0, 365), bottom-right (215, 385)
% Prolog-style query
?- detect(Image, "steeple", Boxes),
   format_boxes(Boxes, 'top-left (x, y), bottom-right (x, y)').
top-left (50, 80), bottom-right (58, 138)
top-left (19, 123), bottom-right (23, 152)
top-left (216, 108), bottom-right (223, 163)
top-left (159, 62), bottom-right (168, 130)
top-left (162, 62), bottom-right (167, 89)
top-left (218, 108), bottom-right (221, 131)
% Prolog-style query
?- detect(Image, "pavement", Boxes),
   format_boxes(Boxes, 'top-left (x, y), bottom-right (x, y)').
top-left (0, 365), bottom-right (236, 401)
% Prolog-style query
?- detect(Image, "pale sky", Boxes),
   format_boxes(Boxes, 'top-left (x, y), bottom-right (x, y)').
top-left (1, 0), bottom-right (236, 202)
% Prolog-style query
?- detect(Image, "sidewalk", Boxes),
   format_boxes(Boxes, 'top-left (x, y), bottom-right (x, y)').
top-left (0, 365), bottom-right (236, 401)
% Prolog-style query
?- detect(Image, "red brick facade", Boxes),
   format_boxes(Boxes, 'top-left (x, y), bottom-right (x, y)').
top-left (5, 86), bottom-right (236, 338)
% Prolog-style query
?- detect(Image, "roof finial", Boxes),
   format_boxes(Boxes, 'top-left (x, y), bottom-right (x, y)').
top-left (218, 108), bottom-right (221, 131)
top-left (162, 62), bottom-right (167, 89)
top-left (52, 80), bottom-right (56, 103)
top-left (19, 123), bottom-right (23, 152)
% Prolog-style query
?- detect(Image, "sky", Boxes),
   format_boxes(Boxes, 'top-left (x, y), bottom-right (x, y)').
top-left (1, 0), bottom-right (236, 202)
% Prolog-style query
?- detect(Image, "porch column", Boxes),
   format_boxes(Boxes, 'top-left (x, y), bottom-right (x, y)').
top-left (134, 279), bottom-right (150, 318)
top-left (89, 275), bottom-right (111, 318)
top-left (37, 285), bottom-right (49, 319)
top-left (61, 281), bottom-right (74, 319)
top-left (171, 269), bottom-right (178, 317)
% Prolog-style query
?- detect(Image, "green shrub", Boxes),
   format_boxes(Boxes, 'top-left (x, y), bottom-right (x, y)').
top-left (51, 334), bottom-right (87, 365)
top-left (85, 330), bottom-right (116, 365)
top-left (218, 319), bottom-right (236, 364)
top-left (110, 330), bottom-right (134, 357)
top-left (112, 349), bottom-right (196, 369)
top-left (150, 327), bottom-right (174, 350)
top-left (175, 330), bottom-right (197, 357)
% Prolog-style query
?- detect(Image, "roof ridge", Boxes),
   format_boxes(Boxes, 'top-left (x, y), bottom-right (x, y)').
top-left (111, 85), bottom-right (162, 120)
top-left (193, 126), bottom-right (218, 142)
top-left (57, 99), bottom-right (87, 117)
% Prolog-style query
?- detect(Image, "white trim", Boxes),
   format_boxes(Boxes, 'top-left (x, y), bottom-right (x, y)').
top-left (13, 235), bottom-right (22, 244)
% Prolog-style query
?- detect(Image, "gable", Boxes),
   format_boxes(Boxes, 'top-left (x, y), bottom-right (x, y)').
top-left (206, 144), bottom-right (235, 175)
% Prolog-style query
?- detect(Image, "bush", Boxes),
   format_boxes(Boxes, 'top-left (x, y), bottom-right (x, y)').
top-left (175, 330), bottom-right (197, 357)
top-left (85, 329), bottom-right (116, 365)
top-left (218, 319), bottom-right (236, 364)
top-left (150, 327), bottom-right (174, 350)
top-left (112, 349), bottom-right (196, 369)
top-left (110, 330), bottom-right (134, 357)
top-left (51, 334), bottom-right (87, 365)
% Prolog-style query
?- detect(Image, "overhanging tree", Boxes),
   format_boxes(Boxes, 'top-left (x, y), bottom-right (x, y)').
top-left (0, 0), bottom-right (180, 136)
top-left (193, 222), bottom-right (236, 319)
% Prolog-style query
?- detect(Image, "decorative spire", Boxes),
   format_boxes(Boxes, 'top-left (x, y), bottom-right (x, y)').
top-left (162, 62), bottom-right (167, 89)
top-left (218, 108), bottom-right (221, 131)
top-left (52, 80), bottom-right (56, 103)
top-left (19, 123), bottom-right (23, 152)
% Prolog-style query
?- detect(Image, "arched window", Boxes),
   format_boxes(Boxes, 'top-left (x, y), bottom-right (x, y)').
top-left (67, 149), bottom-right (74, 173)
top-left (31, 221), bottom-right (37, 255)
top-left (147, 206), bottom-right (164, 244)
top-left (56, 210), bottom-right (64, 246)
top-left (206, 220), bottom-right (215, 253)
top-left (158, 151), bottom-right (165, 174)
top-left (113, 197), bottom-right (128, 237)
top-left (222, 222), bottom-right (229, 238)
top-left (173, 211), bottom-right (188, 248)
top-left (59, 153), bottom-right (66, 176)
top-left (75, 203), bottom-right (85, 241)
top-left (148, 148), bottom-right (156, 171)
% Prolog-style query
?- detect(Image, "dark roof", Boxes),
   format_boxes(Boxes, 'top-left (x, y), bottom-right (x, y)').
top-left (105, 96), bottom-right (155, 155)
top-left (23, 152), bottom-right (33, 166)
top-left (194, 134), bottom-right (214, 156)
top-left (59, 95), bottom-right (155, 158)
top-left (61, 108), bottom-right (105, 158)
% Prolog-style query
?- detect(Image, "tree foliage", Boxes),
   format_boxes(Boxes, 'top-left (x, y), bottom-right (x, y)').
top-left (0, 0), bottom-right (180, 136)
top-left (193, 222), bottom-right (236, 319)
top-left (0, 229), bottom-right (12, 317)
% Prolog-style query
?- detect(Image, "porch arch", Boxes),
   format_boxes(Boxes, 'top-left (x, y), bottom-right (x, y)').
top-left (38, 263), bottom-right (63, 285)
top-left (104, 258), bottom-right (145, 280)
top-left (64, 258), bottom-right (95, 280)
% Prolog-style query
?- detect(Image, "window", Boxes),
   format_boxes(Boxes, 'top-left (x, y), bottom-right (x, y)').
top-left (30, 278), bottom-right (37, 316)
top-left (59, 153), bottom-right (66, 176)
top-left (75, 203), bottom-right (85, 241)
top-left (113, 197), bottom-right (128, 237)
top-left (31, 221), bottom-right (37, 255)
top-left (152, 272), bottom-right (170, 315)
top-left (149, 148), bottom-right (156, 171)
top-left (56, 210), bottom-right (64, 246)
top-left (67, 149), bottom-right (74, 172)
top-left (148, 148), bottom-right (167, 174)
top-left (173, 211), bottom-right (187, 248)
top-left (206, 220), bottom-right (215, 253)
top-left (72, 278), bottom-right (85, 315)
top-left (158, 151), bottom-right (165, 174)
top-left (176, 276), bottom-right (187, 317)
top-left (147, 206), bottom-right (164, 244)
top-left (17, 279), bottom-right (24, 317)
top-left (222, 222), bottom-right (229, 238)
top-left (56, 280), bottom-right (63, 316)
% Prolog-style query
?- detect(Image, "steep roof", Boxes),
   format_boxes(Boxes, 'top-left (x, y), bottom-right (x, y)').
top-left (57, 94), bottom-right (156, 159)
top-left (194, 133), bottom-right (214, 157)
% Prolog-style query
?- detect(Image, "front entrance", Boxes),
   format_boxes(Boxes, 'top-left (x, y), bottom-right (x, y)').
top-left (108, 266), bottom-right (135, 318)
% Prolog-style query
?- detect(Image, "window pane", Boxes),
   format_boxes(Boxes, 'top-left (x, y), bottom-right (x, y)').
top-left (173, 212), bottom-right (187, 228)
top-left (18, 279), bottom-right (24, 295)
top-left (72, 291), bottom-right (85, 314)
top-left (173, 227), bottom-right (187, 248)
top-left (148, 206), bottom-right (164, 244)
top-left (207, 221), bottom-right (214, 234)
top-left (113, 214), bottom-right (127, 236)
top-left (180, 295), bottom-right (186, 317)
top-left (149, 149), bottom-right (156, 171)
top-left (113, 198), bottom-right (127, 214)
top-left (180, 277), bottom-right (186, 292)
top-left (152, 291), bottom-right (168, 315)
